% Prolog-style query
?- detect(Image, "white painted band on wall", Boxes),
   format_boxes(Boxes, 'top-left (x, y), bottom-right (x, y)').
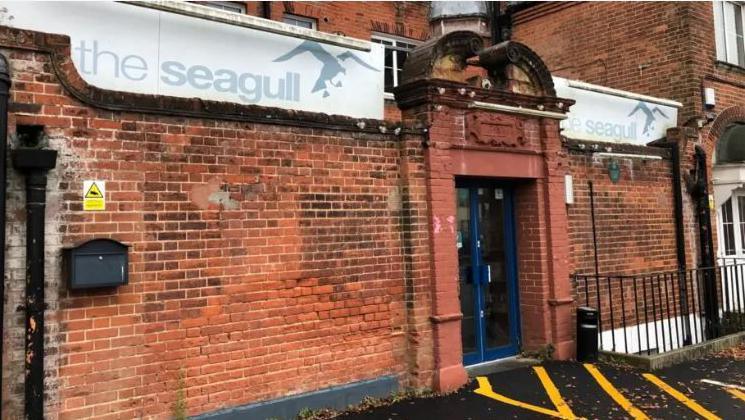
top-left (592, 152), bottom-right (664, 160)
top-left (468, 101), bottom-right (568, 120)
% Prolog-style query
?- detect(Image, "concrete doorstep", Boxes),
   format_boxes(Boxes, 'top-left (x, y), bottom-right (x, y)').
top-left (465, 356), bottom-right (541, 377)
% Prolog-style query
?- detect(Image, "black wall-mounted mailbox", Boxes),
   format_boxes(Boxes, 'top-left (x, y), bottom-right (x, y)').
top-left (64, 239), bottom-right (129, 289)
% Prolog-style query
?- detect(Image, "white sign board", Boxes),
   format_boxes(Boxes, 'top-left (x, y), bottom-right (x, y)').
top-left (554, 77), bottom-right (681, 145)
top-left (4, 1), bottom-right (385, 119)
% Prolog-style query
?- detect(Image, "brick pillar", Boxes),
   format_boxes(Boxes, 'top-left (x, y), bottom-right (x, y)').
top-left (396, 133), bottom-right (436, 388)
top-left (540, 118), bottom-right (574, 359)
top-left (423, 107), bottom-right (468, 392)
top-left (667, 127), bottom-right (705, 270)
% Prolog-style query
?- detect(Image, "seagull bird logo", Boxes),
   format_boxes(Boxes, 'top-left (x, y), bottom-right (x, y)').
top-left (628, 101), bottom-right (669, 136)
top-left (273, 40), bottom-right (379, 98)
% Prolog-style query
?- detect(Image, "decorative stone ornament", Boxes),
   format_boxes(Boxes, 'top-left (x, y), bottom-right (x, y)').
top-left (466, 113), bottom-right (525, 147)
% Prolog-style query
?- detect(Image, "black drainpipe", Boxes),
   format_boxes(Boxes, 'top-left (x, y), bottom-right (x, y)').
top-left (0, 53), bottom-right (10, 420)
top-left (489, 2), bottom-right (502, 44)
top-left (12, 145), bottom-right (57, 420)
top-left (670, 143), bottom-right (692, 345)
top-left (262, 1), bottom-right (272, 20)
top-left (692, 145), bottom-right (719, 339)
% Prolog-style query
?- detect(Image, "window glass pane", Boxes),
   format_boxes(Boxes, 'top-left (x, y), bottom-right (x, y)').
top-left (372, 38), bottom-right (393, 46)
top-left (737, 196), bottom-right (745, 253)
top-left (201, 1), bottom-right (246, 14)
top-left (396, 50), bottom-right (408, 68)
top-left (283, 14), bottom-right (317, 29)
top-left (724, 2), bottom-right (744, 64)
top-left (384, 47), bottom-right (394, 68)
top-left (723, 198), bottom-right (737, 255)
top-left (715, 1), bottom-right (727, 61)
top-left (384, 68), bottom-right (394, 92)
top-left (372, 36), bottom-right (417, 91)
top-left (284, 18), bottom-right (309, 28)
top-left (735, 4), bottom-right (745, 65)
top-left (724, 198), bottom-right (733, 223)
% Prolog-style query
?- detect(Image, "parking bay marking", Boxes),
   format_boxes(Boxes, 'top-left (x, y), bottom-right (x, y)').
top-left (583, 364), bottom-right (649, 420)
top-left (700, 379), bottom-right (745, 402)
top-left (700, 378), bottom-right (745, 391)
top-left (474, 366), bottom-right (578, 419)
top-left (643, 373), bottom-right (722, 420)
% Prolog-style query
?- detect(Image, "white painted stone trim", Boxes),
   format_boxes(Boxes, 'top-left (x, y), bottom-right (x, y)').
top-left (566, 79), bottom-right (683, 108)
top-left (468, 101), bottom-right (568, 120)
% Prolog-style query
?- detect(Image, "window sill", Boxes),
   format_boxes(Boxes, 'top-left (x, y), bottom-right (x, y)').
top-left (383, 92), bottom-right (395, 101)
top-left (715, 60), bottom-right (745, 76)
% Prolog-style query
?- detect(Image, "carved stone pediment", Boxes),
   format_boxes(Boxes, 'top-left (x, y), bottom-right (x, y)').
top-left (466, 112), bottom-right (525, 147)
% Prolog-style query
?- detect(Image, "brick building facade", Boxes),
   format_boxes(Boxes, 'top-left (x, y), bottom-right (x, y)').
top-left (0, 1), bottom-right (739, 419)
top-left (510, 1), bottom-right (745, 269)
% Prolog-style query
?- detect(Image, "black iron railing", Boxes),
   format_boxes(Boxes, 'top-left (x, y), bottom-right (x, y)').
top-left (574, 261), bottom-right (745, 355)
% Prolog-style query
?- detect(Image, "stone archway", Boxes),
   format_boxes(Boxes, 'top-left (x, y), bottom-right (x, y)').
top-left (707, 107), bottom-right (745, 260)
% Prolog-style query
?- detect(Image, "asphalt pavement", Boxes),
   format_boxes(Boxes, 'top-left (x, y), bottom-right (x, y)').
top-left (337, 353), bottom-right (745, 419)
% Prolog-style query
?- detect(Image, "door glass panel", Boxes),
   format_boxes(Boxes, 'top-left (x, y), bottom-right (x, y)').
top-left (456, 187), bottom-right (476, 355)
top-left (477, 187), bottom-right (511, 349)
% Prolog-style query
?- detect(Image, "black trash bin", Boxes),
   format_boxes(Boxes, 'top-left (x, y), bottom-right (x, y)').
top-left (577, 306), bottom-right (598, 362)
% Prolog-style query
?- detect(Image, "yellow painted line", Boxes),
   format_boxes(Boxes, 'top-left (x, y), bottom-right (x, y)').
top-left (583, 364), bottom-right (649, 420)
top-left (727, 387), bottom-right (745, 402)
top-left (533, 366), bottom-right (578, 419)
top-left (474, 376), bottom-right (568, 418)
top-left (643, 373), bottom-right (722, 420)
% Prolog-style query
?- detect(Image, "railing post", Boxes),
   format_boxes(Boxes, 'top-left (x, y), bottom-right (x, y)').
top-left (678, 269), bottom-right (692, 345)
top-left (703, 267), bottom-right (721, 339)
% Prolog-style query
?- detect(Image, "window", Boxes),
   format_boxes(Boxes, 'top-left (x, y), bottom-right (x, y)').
top-left (371, 35), bottom-right (418, 93)
top-left (737, 196), bottom-right (745, 250)
top-left (714, 1), bottom-right (745, 66)
top-left (283, 14), bottom-right (317, 30)
top-left (722, 198), bottom-right (737, 255)
top-left (199, 2), bottom-right (247, 15)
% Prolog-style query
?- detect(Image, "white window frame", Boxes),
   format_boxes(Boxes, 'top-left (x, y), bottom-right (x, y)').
top-left (717, 192), bottom-right (745, 259)
top-left (714, 1), bottom-right (745, 66)
top-left (371, 33), bottom-right (419, 98)
top-left (198, 1), bottom-right (247, 15)
top-left (283, 14), bottom-right (318, 30)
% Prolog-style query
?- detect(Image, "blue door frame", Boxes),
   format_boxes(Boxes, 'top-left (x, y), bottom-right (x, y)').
top-left (458, 181), bottom-right (521, 365)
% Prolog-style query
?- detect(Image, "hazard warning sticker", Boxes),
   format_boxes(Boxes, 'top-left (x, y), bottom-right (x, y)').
top-left (83, 180), bottom-right (105, 211)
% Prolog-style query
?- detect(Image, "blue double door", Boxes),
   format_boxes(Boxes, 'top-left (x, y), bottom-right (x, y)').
top-left (456, 182), bottom-right (521, 365)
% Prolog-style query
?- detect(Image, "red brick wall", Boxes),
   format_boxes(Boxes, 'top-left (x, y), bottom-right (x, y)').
top-left (564, 145), bottom-right (686, 337)
top-left (1, 37), bottom-right (433, 419)
top-left (566, 150), bottom-right (678, 276)
top-left (511, 1), bottom-right (745, 269)
top-left (511, 1), bottom-right (703, 123)
top-left (258, 1), bottom-right (430, 40)
top-left (510, 2), bottom-right (703, 282)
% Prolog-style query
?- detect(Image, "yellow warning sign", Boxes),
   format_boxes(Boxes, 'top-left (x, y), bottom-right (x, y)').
top-left (83, 180), bottom-right (105, 211)
top-left (85, 183), bottom-right (103, 198)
